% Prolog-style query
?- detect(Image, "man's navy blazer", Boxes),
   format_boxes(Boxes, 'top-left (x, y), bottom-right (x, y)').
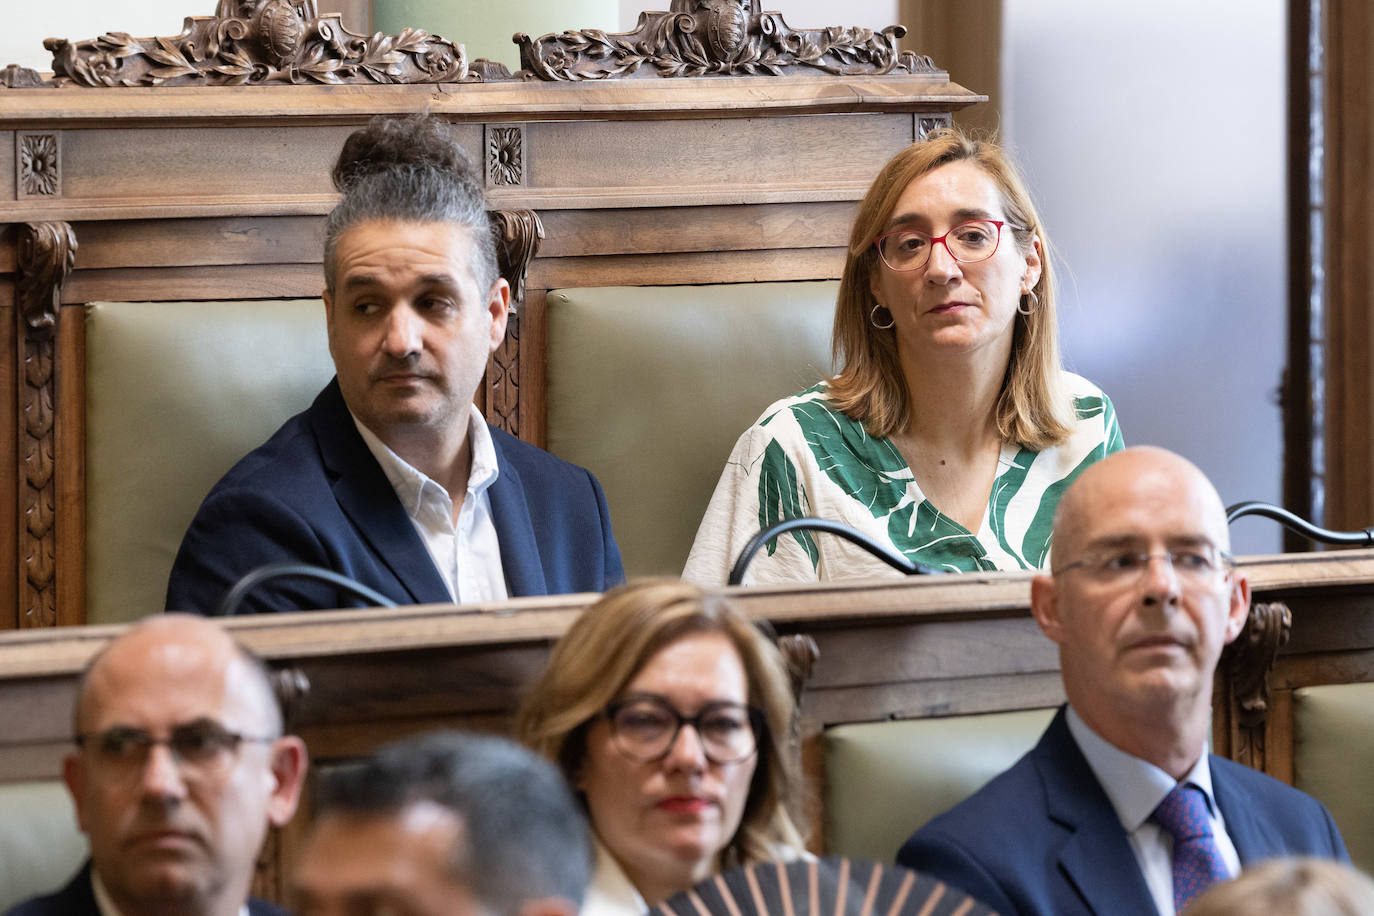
top-left (4, 863), bottom-right (287, 915)
top-left (896, 707), bottom-right (1349, 916)
top-left (166, 379), bottom-right (624, 614)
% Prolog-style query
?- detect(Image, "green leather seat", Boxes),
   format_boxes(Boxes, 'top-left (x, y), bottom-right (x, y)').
top-left (544, 281), bottom-right (837, 579)
top-left (0, 780), bottom-right (86, 909)
top-left (86, 300), bottom-right (333, 623)
top-left (1293, 682), bottom-right (1374, 873)
top-left (823, 708), bottom-right (1056, 860)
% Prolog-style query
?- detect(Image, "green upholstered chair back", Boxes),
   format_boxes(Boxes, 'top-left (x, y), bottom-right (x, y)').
top-left (544, 281), bottom-right (837, 579)
top-left (1293, 682), bottom-right (1374, 873)
top-left (822, 708), bottom-right (1056, 860)
top-left (0, 780), bottom-right (87, 910)
top-left (86, 300), bottom-right (334, 623)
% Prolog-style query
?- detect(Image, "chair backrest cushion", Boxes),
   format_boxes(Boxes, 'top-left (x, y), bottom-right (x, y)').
top-left (0, 780), bottom-right (86, 910)
top-left (823, 708), bottom-right (1055, 860)
top-left (85, 300), bottom-right (334, 624)
top-left (1293, 681), bottom-right (1374, 873)
top-left (545, 281), bottom-right (837, 578)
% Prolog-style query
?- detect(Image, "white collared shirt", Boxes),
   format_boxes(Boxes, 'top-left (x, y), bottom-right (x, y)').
top-left (1065, 705), bottom-right (1241, 916)
top-left (582, 836), bottom-right (649, 916)
top-left (353, 405), bottom-right (508, 604)
top-left (92, 869), bottom-right (250, 916)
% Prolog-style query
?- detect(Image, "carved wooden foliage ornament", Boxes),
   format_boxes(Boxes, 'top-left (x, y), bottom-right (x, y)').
top-left (17, 222), bottom-right (77, 628)
top-left (37, 0), bottom-right (503, 87)
top-left (485, 209), bottom-right (543, 437)
top-left (517, 0), bottom-right (940, 80)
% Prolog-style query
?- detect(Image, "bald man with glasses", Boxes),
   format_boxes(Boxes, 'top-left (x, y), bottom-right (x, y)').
top-left (6, 615), bottom-right (307, 916)
top-left (897, 446), bottom-right (1347, 916)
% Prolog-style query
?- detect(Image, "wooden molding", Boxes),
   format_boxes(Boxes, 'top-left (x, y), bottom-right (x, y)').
top-left (31, 0), bottom-right (513, 88)
top-left (15, 221), bottom-right (76, 628)
top-left (517, 1), bottom-right (941, 81)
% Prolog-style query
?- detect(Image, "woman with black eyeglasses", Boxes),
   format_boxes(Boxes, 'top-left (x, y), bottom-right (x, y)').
top-left (684, 127), bottom-right (1123, 584)
top-left (517, 580), bottom-right (806, 916)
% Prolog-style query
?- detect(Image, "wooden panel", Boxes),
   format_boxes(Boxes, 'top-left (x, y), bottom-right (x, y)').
top-left (56, 306), bottom-right (84, 628)
top-left (63, 264), bottom-right (326, 303)
top-left (527, 114), bottom-right (914, 195)
top-left (536, 201), bottom-right (856, 259)
top-left (60, 126), bottom-right (357, 201)
top-left (528, 247), bottom-right (847, 289)
top-left (1324, 0), bottom-right (1374, 529)
top-left (73, 217), bottom-right (325, 270)
top-left (1, 297), bottom-right (14, 631)
top-left (1, 131), bottom-right (14, 203)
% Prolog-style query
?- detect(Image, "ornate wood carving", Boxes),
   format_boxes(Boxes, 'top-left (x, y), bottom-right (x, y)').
top-left (1219, 600), bottom-right (1292, 771)
top-left (485, 209), bottom-right (543, 438)
top-left (18, 134), bottom-right (60, 197)
top-left (918, 114), bottom-right (952, 139)
top-left (36, 0), bottom-right (512, 88)
top-left (1226, 600), bottom-right (1292, 729)
top-left (1, 64), bottom-right (47, 88)
top-left (16, 222), bottom-right (77, 628)
top-left (487, 125), bottom-right (525, 187)
top-left (517, 1), bottom-right (940, 80)
top-left (491, 208), bottom-right (544, 311)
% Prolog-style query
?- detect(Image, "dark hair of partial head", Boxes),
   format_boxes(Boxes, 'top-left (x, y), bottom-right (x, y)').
top-left (324, 114), bottom-right (498, 296)
top-left (315, 730), bottom-right (591, 913)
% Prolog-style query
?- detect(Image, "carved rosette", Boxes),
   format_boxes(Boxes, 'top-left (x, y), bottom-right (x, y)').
top-left (517, 1), bottom-right (941, 80)
top-left (19, 134), bottom-right (60, 197)
top-left (485, 209), bottom-right (544, 437)
top-left (16, 222), bottom-right (77, 628)
top-left (918, 114), bottom-right (952, 139)
top-left (36, 0), bottom-right (514, 87)
top-left (487, 126), bottom-right (525, 187)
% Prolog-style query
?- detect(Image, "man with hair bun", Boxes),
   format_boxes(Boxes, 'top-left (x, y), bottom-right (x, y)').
top-left (167, 114), bottom-right (623, 614)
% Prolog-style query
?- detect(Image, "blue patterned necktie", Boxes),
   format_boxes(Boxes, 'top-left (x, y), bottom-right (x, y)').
top-left (1152, 782), bottom-right (1231, 912)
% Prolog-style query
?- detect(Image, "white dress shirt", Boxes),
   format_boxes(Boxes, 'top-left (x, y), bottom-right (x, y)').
top-left (581, 837), bottom-right (648, 916)
top-left (1065, 705), bottom-right (1241, 916)
top-left (352, 405), bottom-right (508, 604)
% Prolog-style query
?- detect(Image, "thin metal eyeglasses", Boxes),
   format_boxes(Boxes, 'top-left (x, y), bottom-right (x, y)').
top-left (1056, 548), bottom-right (1235, 585)
top-left (74, 720), bottom-right (277, 780)
top-left (872, 219), bottom-right (1022, 272)
top-left (604, 696), bottom-right (764, 765)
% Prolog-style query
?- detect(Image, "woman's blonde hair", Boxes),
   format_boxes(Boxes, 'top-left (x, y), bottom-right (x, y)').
top-left (516, 579), bottom-right (806, 867)
top-left (1184, 858), bottom-right (1374, 916)
top-left (828, 126), bottom-right (1072, 450)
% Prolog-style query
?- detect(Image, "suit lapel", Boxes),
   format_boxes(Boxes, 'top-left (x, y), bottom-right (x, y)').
top-left (1211, 756), bottom-right (1284, 864)
top-left (311, 379), bottom-right (452, 605)
top-left (488, 433), bottom-right (547, 597)
top-left (1037, 709), bottom-right (1160, 916)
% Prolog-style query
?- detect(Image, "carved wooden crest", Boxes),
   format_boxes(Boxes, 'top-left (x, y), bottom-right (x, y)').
top-left (36, 0), bottom-right (510, 87)
top-left (517, 0), bottom-right (939, 80)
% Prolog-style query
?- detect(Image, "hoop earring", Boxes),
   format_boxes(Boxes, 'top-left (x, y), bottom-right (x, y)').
top-left (1018, 290), bottom-right (1039, 316)
top-left (870, 303), bottom-right (895, 330)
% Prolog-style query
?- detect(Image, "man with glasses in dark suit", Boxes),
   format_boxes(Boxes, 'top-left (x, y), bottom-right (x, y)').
top-left (6, 615), bottom-right (307, 916)
top-left (898, 447), bottom-right (1348, 916)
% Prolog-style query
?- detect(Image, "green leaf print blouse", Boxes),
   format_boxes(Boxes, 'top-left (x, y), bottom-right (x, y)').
top-left (682, 373), bottom-right (1124, 584)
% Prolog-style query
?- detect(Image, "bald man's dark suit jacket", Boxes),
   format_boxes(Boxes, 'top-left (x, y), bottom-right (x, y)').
top-left (896, 707), bottom-right (1349, 916)
top-left (165, 379), bottom-right (623, 614)
top-left (4, 863), bottom-right (288, 915)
